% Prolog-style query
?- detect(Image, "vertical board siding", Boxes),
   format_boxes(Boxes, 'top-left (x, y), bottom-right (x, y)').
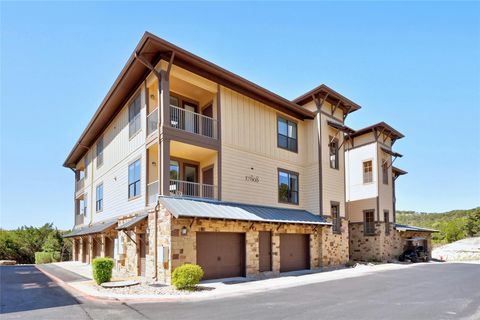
top-left (79, 85), bottom-right (147, 224)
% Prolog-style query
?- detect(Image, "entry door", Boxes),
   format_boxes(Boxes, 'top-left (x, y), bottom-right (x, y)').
top-left (184, 103), bottom-right (197, 133)
top-left (183, 164), bottom-right (198, 196)
top-left (202, 167), bottom-right (214, 198)
top-left (259, 231), bottom-right (272, 272)
top-left (139, 234), bottom-right (146, 277)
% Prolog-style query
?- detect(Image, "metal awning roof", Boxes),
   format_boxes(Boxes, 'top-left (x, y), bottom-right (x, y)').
top-left (381, 147), bottom-right (403, 158)
top-left (395, 224), bottom-right (439, 233)
top-left (63, 219), bottom-right (118, 238)
top-left (159, 196), bottom-right (331, 225)
top-left (117, 213), bottom-right (148, 231)
top-left (327, 120), bottom-right (355, 134)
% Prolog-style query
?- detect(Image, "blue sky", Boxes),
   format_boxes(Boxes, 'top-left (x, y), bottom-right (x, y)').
top-left (1, 2), bottom-right (479, 229)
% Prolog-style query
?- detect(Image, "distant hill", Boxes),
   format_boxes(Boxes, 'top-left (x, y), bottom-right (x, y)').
top-left (396, 208), bottom-right (480, 245)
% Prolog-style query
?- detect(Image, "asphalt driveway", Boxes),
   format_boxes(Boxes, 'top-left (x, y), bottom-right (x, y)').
top-left (1, 263), bottom-right (479, 320)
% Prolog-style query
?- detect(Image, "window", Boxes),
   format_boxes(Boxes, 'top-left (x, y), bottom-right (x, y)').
top-left (329, 138), bottom-right (339, 169)
top-left (278, 169), bottom-right (299, 204)
top-left (382, 160), bottom-right (388, 184)
top-left (83, 155), bottom-right (88, 179)
top-left (364, 210), bottom-right (375, 235)
top-left (128, 94), bottom-right (141, 138)
top-left (128, 159), bottom-right (141, 199)
top-left (81, 194), bottom-right (88, 216)
top-left (96, 184), bottom-right (103, 212)
top-left (277, 117), bottom-right (297, 152)
top-left (384, 211), bottom-right (390, 235)
top-left (331, 203), bottom-right (341, 233)
top-left (96, 137), bottom-right (104, 168)
top-left (363, 160), bottom-right (373, 184)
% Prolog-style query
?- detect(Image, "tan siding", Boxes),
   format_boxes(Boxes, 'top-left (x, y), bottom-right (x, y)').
top-left (320, 113), bottom-right (346, 217)
top-left (346, 198), bottom-right (377, 222)
top-left (378, 145), bottom-right (394, 221)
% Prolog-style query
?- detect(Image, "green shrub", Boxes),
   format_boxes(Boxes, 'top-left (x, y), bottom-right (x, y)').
top-left (35, 251), bottom-right (60, 264)
top-left (171, 264), bottom-right (204, 290)
top-left (92, 257), bottom-right (114, 285)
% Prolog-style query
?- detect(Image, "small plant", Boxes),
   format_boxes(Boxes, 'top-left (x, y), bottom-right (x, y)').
top-left (92, 257), bottom-right (114, 285)
top-left (35, 251), bottom-right (60, 264)
top-left (345, 260), bottom-right (356, 268)
top-left (171, 264), bottom-right (204, 290)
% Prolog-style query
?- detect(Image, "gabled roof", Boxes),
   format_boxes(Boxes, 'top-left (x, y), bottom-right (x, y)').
top-left (63, 32), bottom-right (316, 168)
top-left (159, 196), bottom-right (330, 225)
top-left (292, 84), bottom-right (361, 115)
top-left (348, 122), bottom-right (404, 141)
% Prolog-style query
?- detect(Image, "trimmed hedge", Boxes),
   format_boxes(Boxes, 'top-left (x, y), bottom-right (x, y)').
top-left (35, 251), bottom-right (60, 264)
top-left (171, 264), bottom-right (204, 290)
top-left (92, 257), bottom-right (114, 285)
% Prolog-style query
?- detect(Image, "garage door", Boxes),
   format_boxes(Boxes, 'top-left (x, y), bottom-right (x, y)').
top-left (280, 234), bottom-right (310, 272)
top-left (196, 232), bottom-right (245, 280)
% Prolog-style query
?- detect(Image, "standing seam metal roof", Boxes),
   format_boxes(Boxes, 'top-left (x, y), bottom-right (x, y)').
top-left (159, 196), bottom-right (330, 225)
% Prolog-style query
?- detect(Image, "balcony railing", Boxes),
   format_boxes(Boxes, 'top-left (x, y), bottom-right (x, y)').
top-left (170, 105), bottom-right (218, 139)
top-left (147, 108), bottom-right (158, 136)
top-left (147, 180), bottom-right (159, 206)
top-left (170, 180), bottom-right (217, 199)
top-left (75, 214), bottom-right (84, 226)
top-left (75, 177), bottom-right (85, 198)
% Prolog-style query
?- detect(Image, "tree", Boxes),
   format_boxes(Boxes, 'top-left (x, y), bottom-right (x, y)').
top-left (465, 208), bottom-right (480, 237)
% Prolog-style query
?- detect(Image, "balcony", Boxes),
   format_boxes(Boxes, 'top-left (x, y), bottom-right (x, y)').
top-left (170, 105), bottom-right (218, 139)
top-left (75, 214), bottom-right (84, 226)
top-left (147, 108), bottom-right (158, 136)
top-left (170, 180), bottom-right (217, 200)
top-left (147, 179), bottom-right (217, 205)
top-left (75, 177), bottom-right (85, 199)
top-left (147, 180), bottom-right (159, 206)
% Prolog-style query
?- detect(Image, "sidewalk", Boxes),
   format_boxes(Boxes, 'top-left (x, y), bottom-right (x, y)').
top-left (36, 261), bottom-right (441, 302)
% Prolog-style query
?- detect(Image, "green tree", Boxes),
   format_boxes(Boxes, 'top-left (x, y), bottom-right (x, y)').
top-left (465, 208), bottom-right (480, 237)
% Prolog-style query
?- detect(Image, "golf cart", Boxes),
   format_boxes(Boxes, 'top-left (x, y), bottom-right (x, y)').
top-left (398, 237), bottom-right (429, 263)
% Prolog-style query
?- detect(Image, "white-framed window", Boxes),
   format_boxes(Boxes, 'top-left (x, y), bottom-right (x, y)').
top-left (128, 159), bottom-right (141, 199)
top-left (128, 94), bottom-right (141, 138)
top-left (329, 138), bottom-right (339, 169)
top-left (96, 137), bottom-right (104, 168)
top-left (363, 160), bottom-right (373, 184)
top-left (96, 184), bottom-right (103, 212)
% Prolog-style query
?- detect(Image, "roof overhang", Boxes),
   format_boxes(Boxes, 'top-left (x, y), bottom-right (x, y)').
top-left (159, 196), bottom-right (331, 226)
top-left (63, 219), bottom-right (118, 238)
top-left (395, 224), bottom-right (439, 233)
top-left (117, 213), bottom-right (148, 231)
top-left (381, 147), bottom-right (403, 158)
top-left (292, 84), bottom-right (361, 116)
top-left (63, 32), bottom-right (315, 168)
top-left (327, 120), bottom-right (355, 135)
top-left (392, 166), bottom-right (408, 176)
top-left (348, 122), bottom-right (404, 141)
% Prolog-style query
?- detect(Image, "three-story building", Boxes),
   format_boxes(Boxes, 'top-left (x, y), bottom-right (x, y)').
top-left (64, 32), bottom-right (435, 283)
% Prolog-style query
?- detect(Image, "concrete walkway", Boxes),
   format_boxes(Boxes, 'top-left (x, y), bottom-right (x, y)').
top-left (36, 261), bottom-right (457, 301)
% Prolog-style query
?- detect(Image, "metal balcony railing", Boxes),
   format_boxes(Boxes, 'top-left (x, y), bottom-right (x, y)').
top-left (147, 108), bottom-right (158, 136)
top-left (170, 105), bottom-right (217, 139)
top-left (75, 214), bottom-right (84, 226)
top-left (169, 179), bottom-right (217, 199)
top-left (75, 177), bottom-right (85, 198)
top-left (147, 180), bottom-right (159, 205)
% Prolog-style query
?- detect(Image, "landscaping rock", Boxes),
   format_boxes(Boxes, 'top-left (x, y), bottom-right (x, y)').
top-left (0, 260), bottom-right (16, 265)
top-left (101, 280), bottom-right (140, 288)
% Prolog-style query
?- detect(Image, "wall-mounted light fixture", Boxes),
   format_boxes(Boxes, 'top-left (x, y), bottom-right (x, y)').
top-left (150, 94), bottom-right (156, 100)
top-left (181, 226), bottom-right (188, 236)
top-left (151, 161), bottom-right (157, 166)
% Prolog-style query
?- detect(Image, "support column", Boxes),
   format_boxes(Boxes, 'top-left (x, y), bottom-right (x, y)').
top-left (271, 232), bottom-right (280, 273)
top-left (79, 237), bottom-right (84, 263)
top-left (72, 238), bottom-right (77, 261)
top-left (158, 69), bottom-right (171, 196)
top-left (88, 235), bottom-right (93, 264)
top-left (101, 235), bottom-right (106, 258)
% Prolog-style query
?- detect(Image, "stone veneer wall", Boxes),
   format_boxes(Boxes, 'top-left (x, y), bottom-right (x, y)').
top-left (321, 217), bottom-right (350, 266)
top-left (169, 216), bottom-right (324, 281)
top-left (349, 222), bottom-right (433, 261)
top-left (146, 207), bottom-right (172, 283)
